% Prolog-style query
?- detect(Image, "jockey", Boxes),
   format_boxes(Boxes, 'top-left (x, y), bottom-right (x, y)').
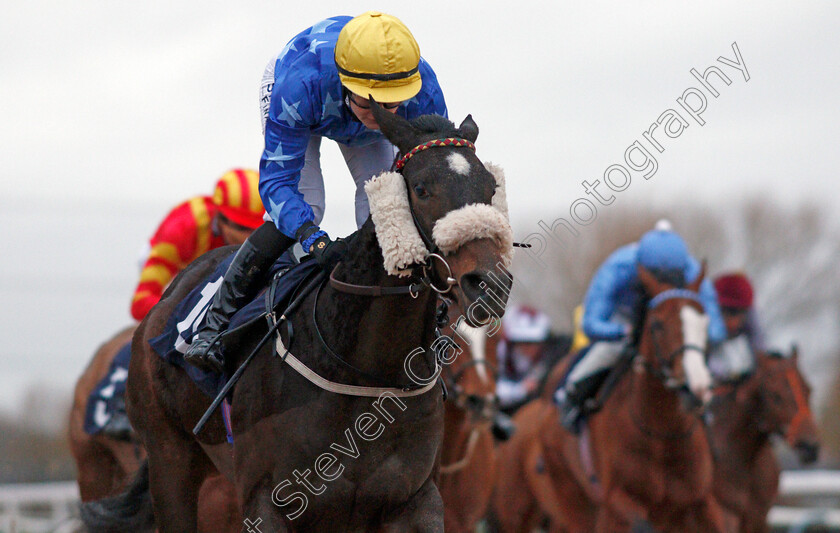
top-left (496, 305), bottom-right (552, 410)
top-left (91, 169), bottom-right (263, 439)
top-left (707, 272), bottom-right (766, 382)
top-left (553, 220), bottom-right (726, 433)
top-left (131, 169), bottom-right (265, 320)
top-left (185, 11), bottom-right (448, 372)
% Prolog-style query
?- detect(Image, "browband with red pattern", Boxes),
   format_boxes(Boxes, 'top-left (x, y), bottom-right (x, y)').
top-left (395, 138), bottom-right (476, 171)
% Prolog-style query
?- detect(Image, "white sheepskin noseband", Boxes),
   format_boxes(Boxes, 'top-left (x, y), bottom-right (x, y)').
top-left (365, 162), bottom-right (514, 276)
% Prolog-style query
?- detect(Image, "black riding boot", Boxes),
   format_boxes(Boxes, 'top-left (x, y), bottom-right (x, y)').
top-left (557, 370), bottom-right (609, 434)
top-left (184, 222), bottom-right (294, 373)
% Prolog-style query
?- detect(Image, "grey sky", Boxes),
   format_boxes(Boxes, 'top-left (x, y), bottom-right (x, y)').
top-left (1, 1), bottom-right (839, 415)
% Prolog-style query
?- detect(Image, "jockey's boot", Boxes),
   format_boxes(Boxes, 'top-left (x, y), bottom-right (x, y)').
top-left (184, 223), bottom-right (294, 373)
top-left (555, 371), bottom-right (608, 434)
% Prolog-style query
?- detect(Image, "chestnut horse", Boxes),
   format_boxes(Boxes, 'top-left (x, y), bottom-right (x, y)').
top-left (82, 103), bottom-right (512, 532)
top-left (69, 326), bottom-right (142, 502)
top-left (492, 265), bottom-right (724, 532)
top-left (69, 326), bottom-right (242, 532)
top-left (710, 347), bottom-right (820, 533)
top-left (438, 316), bottom-right (502, 533)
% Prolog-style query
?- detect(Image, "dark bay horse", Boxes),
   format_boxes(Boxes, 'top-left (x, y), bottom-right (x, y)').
top-left (492, 265), bottom-right (724, 532)
top-left (710, 347), bottom-right (820, 533)
top-left (83, 103), bottom-right (512, 532)
top-left (69, 326), bottom-right (243, 532)
top-left (438, 315), bottom-right (502, 533)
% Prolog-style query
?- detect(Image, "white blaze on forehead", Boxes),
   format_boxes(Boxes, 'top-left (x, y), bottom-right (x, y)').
top-left (680, 306), bottom-right (712, 402)
top-left (455, 321), bottom-right (489, 384)
top-left (447, 153), bottom-right (471, 175)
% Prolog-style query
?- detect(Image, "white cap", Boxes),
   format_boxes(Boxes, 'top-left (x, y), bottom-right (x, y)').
top-left (654, 218), bottom-right (673, 232)
top-left (503, 305), bottom-right (551, 342)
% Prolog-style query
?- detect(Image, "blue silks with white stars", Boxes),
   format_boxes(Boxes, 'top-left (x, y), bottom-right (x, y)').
top-left (259, 16), bottom-right (448, 241)
top-left (581, 243), bottom-right (726, 344)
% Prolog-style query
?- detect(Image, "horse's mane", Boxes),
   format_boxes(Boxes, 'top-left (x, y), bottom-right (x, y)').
top-left (409, 114), bottom-right (459, 137)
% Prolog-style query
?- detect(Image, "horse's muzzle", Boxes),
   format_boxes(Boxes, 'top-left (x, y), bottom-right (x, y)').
top-left (491, 411), bottom-right (516, 442)
top-left (460, 271), bottom-right (510, 322)
top-left (795, 441), bottom-right (820, 464)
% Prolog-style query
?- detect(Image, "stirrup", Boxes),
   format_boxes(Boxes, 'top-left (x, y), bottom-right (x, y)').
top-left (560, 405), bottom-right (582, 434)
top-left (184, 332), bottom-right (226, 372)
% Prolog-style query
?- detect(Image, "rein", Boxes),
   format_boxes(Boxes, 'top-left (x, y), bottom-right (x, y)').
top-left (439, 425), bottom-right (487, 475)
top-left (312, 276), bottom-right (438, 390)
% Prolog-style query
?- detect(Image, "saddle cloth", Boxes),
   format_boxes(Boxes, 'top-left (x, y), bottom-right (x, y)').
top-left (149, 252), bottom-right (320, 398)
top-left (83, 340), bottom-right (132, 435)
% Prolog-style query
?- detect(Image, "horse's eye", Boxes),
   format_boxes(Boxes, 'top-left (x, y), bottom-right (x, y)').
top-left (413, 183), bottom-right (430, 199)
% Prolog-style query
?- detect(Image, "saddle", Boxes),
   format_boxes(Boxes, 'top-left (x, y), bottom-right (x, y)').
top-left (149, 252), bottom-right (320, 399)
top-left (582, 345), bottom-right (636, 418)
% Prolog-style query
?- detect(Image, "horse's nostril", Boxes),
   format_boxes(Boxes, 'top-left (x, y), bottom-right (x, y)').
top-left (795, 442), bottom-right (820, 464)
top-left (460, 273), bottom-right (484, 299)
top-left (461, 272), bottom-right (509, 305)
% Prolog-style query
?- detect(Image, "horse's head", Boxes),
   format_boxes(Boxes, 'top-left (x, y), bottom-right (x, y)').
top-left (637, 264), bottom-right (713, 407)
top-left (445, 318), bottom-right (498, 422)
top-left (442, 308), bottom-right (515, 441)
top-left (367, 101), bottom-right (513, 326)
top-left (752, 347), bottom-right (820, 463)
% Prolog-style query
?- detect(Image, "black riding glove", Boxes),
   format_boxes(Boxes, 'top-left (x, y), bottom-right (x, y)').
top-left (309, 235), bottom-right (348, 271)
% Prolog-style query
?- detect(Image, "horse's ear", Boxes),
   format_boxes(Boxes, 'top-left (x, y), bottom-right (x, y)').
top-left (458, 114), bottom-right (479, 143)
top-left (369, 97), bottom-right (419, 153)
top-left (791, 343), bottom-right (799, 361)
top-left (637, 264), bottom-right (665, 295)
top-left (688, 260), bottom-right (706, 292)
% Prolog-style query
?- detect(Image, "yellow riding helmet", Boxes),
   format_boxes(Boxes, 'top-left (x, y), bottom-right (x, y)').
top-left (335, 11), bottom-right (422, 103)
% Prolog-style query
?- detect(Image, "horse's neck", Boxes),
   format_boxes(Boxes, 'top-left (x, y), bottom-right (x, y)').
top-left (714, 382), bottom-right (768, 461)
top-left (442, 404), bottom-right (470, 459)
top-left (629, 338), bottom-right (697, 438)
top-left (319, 223), bottom-right (438, 385)
top-left (629, 371), bottom-right (691, 432)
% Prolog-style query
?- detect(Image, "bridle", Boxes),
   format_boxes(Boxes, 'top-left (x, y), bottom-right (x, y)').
top-left (397, 137), bottom-right (477, 293)
top-left (636, 289), bottom-right (707, 392)
top-left (630, 288), bottom-right (707, 440)
top-left (438, 347), bottom-right (499, 475)
top-left (442, 357), bottom-right (499, 422)
top-left (752, 361), bottom-right (812, 444)
top-left (328, 137), bottom-right (478, 299)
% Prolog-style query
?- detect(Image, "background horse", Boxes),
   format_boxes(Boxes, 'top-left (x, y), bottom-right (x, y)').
top-left (68, 325), bottom-right (142, 502)
top-left (83, 103), bottom-right (512, 532)
top-left (438, 314), bottom-right (501, 533)
top-left (69, 326), bottom-right (242, 532)
top-left (492, 265), bottom-right (724, 532)
top-left (710, 347), bottom-right (820, 533)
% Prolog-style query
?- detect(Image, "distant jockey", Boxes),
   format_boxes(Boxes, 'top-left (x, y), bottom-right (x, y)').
top-left (87, 169), bottom-right (264, 439)
top-left (554, 220), bottom-right (726, 433)
top-left (707, 272), bottom-right (766, 382)
top-left (496, 305), bottom-right (553, 410)
top-left (185, 12), bottom-right (448, 373)
top-left (131, 169), bottom-right (265, 320)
